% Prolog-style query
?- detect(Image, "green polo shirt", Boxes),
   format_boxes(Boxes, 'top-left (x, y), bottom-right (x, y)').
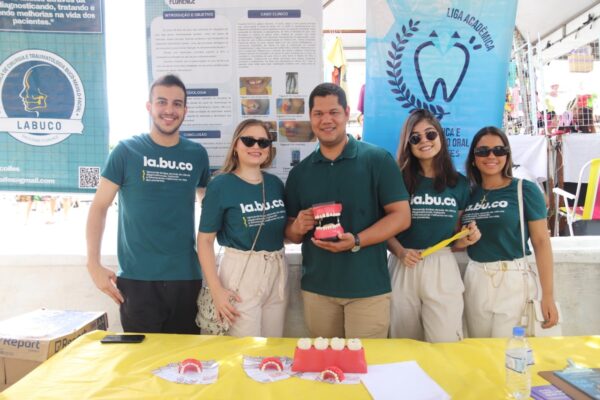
top-left (462, 178), bottom-right (546, 262)
top-left (285, 135), bottom-right (409, 298)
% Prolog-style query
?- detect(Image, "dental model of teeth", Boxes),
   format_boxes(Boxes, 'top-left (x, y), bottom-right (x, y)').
top-left (320, 366), bottom-right (345, 383)
top-left (259, 357), bottom-right (284, 372)
top-left (312, 202), bottom-right (344, 241)
top-left (178, 358), bottom-right (203, 374)
top-left (291, 337), bottom-right (367, 375)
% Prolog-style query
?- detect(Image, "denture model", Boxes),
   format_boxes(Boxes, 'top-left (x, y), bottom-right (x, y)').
top-left (178, 358), bottom-right (203, 374)
top-left (259, 357), bottom-right (284, 372)
top-left (291, 337), bottom-right (367, 374)
top-left (320, 366), bottom-right (345, 383)
top-left (312, 202), bottom-right (344, 241)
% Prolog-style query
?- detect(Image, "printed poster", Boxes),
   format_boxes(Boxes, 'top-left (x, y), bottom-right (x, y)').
top-left (0, 0), bottom-right (109, 193)
top-left (364, 0), bottom-right (517, 171)
top-left (145, 0), bottom-right (323, 182)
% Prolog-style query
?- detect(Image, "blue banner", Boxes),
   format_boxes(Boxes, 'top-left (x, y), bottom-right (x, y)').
top-left (0, 0), bottom-right (108, 193)
top-left (364, 1), bottom-right (517, 171)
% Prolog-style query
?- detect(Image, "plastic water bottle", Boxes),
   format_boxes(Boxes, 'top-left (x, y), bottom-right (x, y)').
top-left (505, 326), bottom-right (531, 399)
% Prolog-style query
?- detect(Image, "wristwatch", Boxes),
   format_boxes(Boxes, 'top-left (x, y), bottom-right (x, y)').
top-left (351, 234), bottom-right (361, 253)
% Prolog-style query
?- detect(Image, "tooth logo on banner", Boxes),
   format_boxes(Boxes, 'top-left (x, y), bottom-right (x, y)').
top-left (387, 17), bottom-right (485, 120)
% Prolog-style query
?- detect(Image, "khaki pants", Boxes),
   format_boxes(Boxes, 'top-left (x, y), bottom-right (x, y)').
top-left (464, 257), bottom-right (539, 338)
top-left (219, 246), bottom-right (288, 337)
top-left (388, 247), bottom-right (464, 342)
top-left (302, 290), bottom-right (390, 338)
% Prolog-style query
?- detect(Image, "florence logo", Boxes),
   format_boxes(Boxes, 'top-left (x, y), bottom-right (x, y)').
top-left (387, 13), bottom-right (489, 120)
top-left (0, 50), bottom-right (85, 146)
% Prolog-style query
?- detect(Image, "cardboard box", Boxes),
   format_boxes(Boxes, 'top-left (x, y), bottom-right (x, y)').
top-left (0, 309), bottom-right (108, 391)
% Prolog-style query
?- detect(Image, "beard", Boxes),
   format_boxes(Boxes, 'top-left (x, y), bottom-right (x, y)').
top-left (151, 116), bottom-right (183, 136)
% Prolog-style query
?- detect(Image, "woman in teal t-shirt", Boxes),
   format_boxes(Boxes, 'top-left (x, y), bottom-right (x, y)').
top-left (197, 119), bottom-right (288, 337)
top-left (462, 126), bottom-right (559, 338)
top-left (387, 109), bottom-right (481, 342)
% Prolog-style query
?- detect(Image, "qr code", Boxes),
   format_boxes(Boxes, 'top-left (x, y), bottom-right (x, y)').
top-left (79, 166), bottom-right (100, 188)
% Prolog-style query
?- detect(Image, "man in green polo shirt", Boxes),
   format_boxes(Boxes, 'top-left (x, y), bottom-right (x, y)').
top-left (284, 83), bottom-right (411, 338)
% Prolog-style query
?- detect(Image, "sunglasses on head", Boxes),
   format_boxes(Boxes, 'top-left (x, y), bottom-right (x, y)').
top-left (474, 145), bottom-right (510, 157)
top-left (408, 130), bottom-right (438, 145)
top-left (239, 136), bottom-right (272, 149)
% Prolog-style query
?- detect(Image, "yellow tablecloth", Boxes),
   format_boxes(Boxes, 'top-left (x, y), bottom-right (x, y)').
top-left (2, 331), bottom-right (599, 399)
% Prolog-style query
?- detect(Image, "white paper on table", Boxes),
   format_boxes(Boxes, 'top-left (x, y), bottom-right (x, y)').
top-left (243, 356), bottom-right (294, 383)
top-left (360, 361), bottom-right (450, 400)
top-left (153, 360), bottom-right (218, 385)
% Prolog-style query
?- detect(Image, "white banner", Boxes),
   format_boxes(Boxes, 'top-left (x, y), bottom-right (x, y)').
top-left (562, 134), bottom-right (600, 183)
top-left (508, 135), bottom-right (548, 182)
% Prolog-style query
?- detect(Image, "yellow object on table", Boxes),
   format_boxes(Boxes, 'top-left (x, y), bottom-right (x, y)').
top-left (2, 331), bottom-right (599, 399)
top-left (420, 229), bottom-right (469, 258)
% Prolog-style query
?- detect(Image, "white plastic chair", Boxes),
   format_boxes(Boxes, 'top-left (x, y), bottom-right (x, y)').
top-left (553, 158), bottom-right (600, 236)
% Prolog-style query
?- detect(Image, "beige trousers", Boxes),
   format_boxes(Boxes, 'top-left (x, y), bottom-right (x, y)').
top-left (388, 247), bottom-right (464, 342)
top-left (464, 257), bottom-right (539, 338)
top-left (219, 246), bottom-right (288, 337)
top-left (301, 290), bottom-right (390, 338)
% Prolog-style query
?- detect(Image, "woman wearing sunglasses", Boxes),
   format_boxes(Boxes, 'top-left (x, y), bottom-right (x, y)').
top-left (462, 126), bottom-right (558, 338)
top-left (387, 109), bottom-right (480, 342)
top-left (197, 119), bottom-right (288, 337)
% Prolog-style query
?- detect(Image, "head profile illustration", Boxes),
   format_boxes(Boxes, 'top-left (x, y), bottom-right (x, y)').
top-left (0, 49), bottom-right (85, 146)
top-left (19, 64), bottom-right (54, 115)
top-left (1, 61), bottom-right (74, 119)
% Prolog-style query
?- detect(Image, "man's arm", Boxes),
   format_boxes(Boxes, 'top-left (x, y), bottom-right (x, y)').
top-left (86, 177), bottom-right (123, 304)
top-left (313, 200), bottom-right (411, 253)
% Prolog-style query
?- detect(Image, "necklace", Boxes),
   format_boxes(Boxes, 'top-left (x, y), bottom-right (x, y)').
top-left (234, 171), bottom-right (262, 184)
top-left (480, 180), bottom-right (510, 205)
top-left (480, 189), bottom-right (492, 205)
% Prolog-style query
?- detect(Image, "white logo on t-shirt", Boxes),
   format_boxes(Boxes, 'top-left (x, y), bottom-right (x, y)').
top-left (240, 199), bottom-right (285, 214)
top-left (411, 193), bottom-right (457, 207)
top-left (465, 200), bottom-right (509, 212)
top-left (143, 156), bottom-right (193, 171)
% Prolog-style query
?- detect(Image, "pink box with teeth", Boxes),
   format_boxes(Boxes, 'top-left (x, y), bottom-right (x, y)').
top-left (312, 202), bottom-right (344, 241)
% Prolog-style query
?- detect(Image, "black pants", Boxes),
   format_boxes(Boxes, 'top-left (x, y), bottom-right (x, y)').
top-left (116, 277), bottom-right (202, 334)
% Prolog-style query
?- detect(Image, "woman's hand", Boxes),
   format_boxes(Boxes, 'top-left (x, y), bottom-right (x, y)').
top-left (401, 249), bottom-right (422, 268)
top-left (540, 295), bottom-right (559, 328)
top-left (456, 221), bottom-right (481, 248)
top-left (211, 285), bottom-right (242, 325)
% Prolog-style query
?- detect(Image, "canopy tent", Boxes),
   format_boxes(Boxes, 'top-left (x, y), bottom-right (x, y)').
top-left (322, 0), bottom-right (600, 63)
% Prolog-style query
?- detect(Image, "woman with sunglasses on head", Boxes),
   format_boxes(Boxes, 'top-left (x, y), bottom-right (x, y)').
top-left (197, 119), bottom-right (288, 337)
top-left (387, 109), bottom-right (480, 342)
top-left (462, 126), bottom-right (558, 338)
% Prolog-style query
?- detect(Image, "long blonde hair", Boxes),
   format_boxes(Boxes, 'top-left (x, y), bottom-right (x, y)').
top-left (220, 119), bottom-right (276, 174)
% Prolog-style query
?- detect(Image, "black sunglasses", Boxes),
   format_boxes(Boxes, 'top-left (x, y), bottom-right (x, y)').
top-left (239, 136), bottom-right (272, 149)
top-left (474, 146), bottom-right (510, 157)
top-left (408, 130), bottom-right (438, 145)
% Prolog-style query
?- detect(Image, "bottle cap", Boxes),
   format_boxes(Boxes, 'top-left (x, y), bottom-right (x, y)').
top-left (512, 326), bottom-right (525, 337)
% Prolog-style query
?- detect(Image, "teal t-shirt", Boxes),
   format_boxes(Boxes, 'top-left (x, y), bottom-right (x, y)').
top-left (396, 174), bottom-right (469, 249)
top-left (285, 135), bottom-right (410, 298)
top-left (462, 178), bottom-right (547, 262)
top-left (199, 172), bottom-right (286, 251)
top-left (102, 134), bottom-right (210, 280)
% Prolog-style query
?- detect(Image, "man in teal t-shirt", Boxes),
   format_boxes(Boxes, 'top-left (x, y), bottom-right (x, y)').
top-left (285, 83), bottom-right (411, 338)
top-left (86, 75), bottom-right (209, 334)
